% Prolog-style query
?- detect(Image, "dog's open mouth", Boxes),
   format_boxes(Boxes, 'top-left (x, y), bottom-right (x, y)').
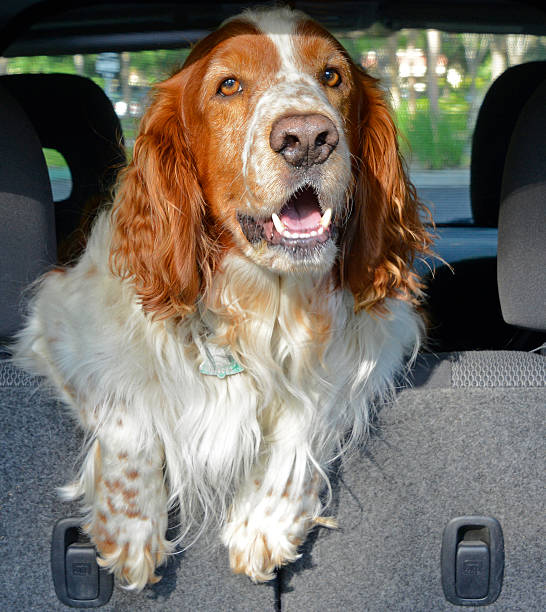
top-left (237, 187), bottom-right (336, 250)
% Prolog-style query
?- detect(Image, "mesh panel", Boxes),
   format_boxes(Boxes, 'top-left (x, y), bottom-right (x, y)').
top-left (453, 351), bottom-right (546, 387)
top-left (0, 362), bottom-right (37, 387)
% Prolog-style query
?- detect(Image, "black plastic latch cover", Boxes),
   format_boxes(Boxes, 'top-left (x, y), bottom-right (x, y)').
top-left (441, 516), bottom-right (504, 606)
top-left (65, 542), bottom-right (100, 601)
top-left (456, 539), bottom-right (489, 599)
top-left (51, 517), bottom-right (113, 608)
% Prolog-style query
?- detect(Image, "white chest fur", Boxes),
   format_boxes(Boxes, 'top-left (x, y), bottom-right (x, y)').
top-left (13, 216), bottom-right (422, 586)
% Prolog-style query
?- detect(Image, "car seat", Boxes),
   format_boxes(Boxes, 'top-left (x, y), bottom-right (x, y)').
top-left (0, 73), bottom-right (126, 263)
top-left (1, 74), bottom-right (543, 612)
top-left (279, 76), bottom-right (545, 611)
top-left (425, 61), bottom-right (546, 352)
top-left (0, 84), bottom-right (279, 610)
top-left (0, 85), bottom-right (56, 347)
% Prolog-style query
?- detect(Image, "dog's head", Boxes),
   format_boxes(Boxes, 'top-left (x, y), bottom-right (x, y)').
top-left (110, 7), bottom-right (431, 318)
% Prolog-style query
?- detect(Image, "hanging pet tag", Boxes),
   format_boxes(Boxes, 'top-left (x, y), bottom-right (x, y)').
top-left (198, 341), bottom-right (244, 379)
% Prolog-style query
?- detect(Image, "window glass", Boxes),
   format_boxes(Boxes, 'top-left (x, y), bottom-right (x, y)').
top-left (339, 30), bottom-right (546, 225)
top-left (42, 148), bottom-right (72, 201)
top-left (4, 32), bottom-right (545, 225)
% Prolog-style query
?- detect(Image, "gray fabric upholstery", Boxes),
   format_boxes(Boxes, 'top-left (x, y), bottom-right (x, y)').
top-left (424, 63), bottom-right (546, 354)
top-left (498, 80), bottom-right (546, 333)
top-left (0, 73), bottom-right (125, 257)
top-left (404, 352), bottom-right (454, 388)
top-left (471, 61), bottom-right (546, 227)
top-left (406, 350), bottom-right (546, 389)
top-left (1, 350), bottom-right (543, 610)
top-left (0, 364), bottom-right (278, 610)
top-left (280, 353), bottom-right (545, 610)
top-left (0, 360), bottom-right (36, 387)
top-left (0, 85), bottom-right (56, 342)
top-left (452, 350), bottom-right (546, 387)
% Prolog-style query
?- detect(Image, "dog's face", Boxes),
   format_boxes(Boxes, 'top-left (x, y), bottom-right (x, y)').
top-left (180, 10), bottom-right (354, 274)
top-left (110, 8), bottom-right (431, 318)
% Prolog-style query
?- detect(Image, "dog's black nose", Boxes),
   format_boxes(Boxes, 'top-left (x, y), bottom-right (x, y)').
top-left (269, 114), bottom-right (339, 167)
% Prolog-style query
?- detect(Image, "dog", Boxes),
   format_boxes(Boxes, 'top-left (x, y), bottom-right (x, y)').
top-left (14, 6), bottom-right (431, 589)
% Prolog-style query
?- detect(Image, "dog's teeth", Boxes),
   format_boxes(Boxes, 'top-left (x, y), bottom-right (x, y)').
top-left (320, 208), bottom-right (332, 229)
top-left (317, 226), bottom-right (324, 235)
top-left (272, 213), bottom-right (285, 235)
top-left (310, 230), bottom-right (317, 236)
top-left (284, 230), bottom-right (294, 238)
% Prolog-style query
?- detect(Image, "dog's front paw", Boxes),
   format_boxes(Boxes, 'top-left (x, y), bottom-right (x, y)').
top-left (86, 511), bottom-right (173, 590)
top-left (222, 476), bottom-right (328, 582)
top-left (223, 517), bottom-right (307, 582)
top-left (72, 439), bottom-right (174, 591)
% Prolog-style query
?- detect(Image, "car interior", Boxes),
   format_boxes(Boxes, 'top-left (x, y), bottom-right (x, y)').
top-left (0, 1), bottom-right (544, 610)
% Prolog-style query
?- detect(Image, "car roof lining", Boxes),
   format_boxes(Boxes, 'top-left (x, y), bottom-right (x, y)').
top-left (1, 0), bottom-right (545, 57)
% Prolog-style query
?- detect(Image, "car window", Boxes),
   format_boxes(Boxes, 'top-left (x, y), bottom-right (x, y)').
top-left (3, 30), bottom-right (545, 238)
top-left (337, 30), bottom-right (546, 227)
top-left (42, 148), bottom-right (71, 201)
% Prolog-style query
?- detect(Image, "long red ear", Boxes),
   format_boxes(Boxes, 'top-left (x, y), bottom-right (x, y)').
top-left (110, 69), bottom-right (215, 319)
top-left (342, 69), bottom-right (433, 313)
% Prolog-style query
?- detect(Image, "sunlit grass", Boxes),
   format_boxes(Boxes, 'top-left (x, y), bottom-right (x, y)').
top-left (396, 98), bottom-right (469, 169)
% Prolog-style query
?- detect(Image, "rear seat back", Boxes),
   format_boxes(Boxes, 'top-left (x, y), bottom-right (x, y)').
top-left (498, 80), bottom-right (546, 334)
top-left (425, 62), bottom-right (546, 352)
top-left (0, 81), bottom-right (278, 611)
top-left (0, 84), bottom-right (56, 345)
top-left (471, 61), bottom-right (546, 228)
top-left (279, 67), bottom-right (546, 611)
top-left (0, 73), bottom-right (126, 262)
top-left (279, 351), bottom-right (545, 610)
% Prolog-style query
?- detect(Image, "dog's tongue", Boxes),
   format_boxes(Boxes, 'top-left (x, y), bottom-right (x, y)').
top-left (279, 188), bottom-right (322, 231)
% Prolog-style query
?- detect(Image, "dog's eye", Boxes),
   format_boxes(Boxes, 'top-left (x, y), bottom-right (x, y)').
top-left (322, 68), bottom-right (341, 88)
top-left (218, 77), bottom-right (242, 97)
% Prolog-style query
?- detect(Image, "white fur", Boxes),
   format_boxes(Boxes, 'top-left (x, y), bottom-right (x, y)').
top-left (13, 210), bottom-right (421, 587)
top-left (239, 8), bottom-right (352, 218)
top-left (12, 7), bottom-right (423, 589)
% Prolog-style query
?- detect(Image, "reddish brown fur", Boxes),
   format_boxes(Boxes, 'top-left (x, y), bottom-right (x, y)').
top-left (97, 538), bottom-right (117, 555)
top-left (109, 15), bottom-right (431, 319)
top-left (109, 71), bottom-right (214, 319)
top-left (296, 19), bottom-right (432, 312)
top-left (122, 488), bottom-right (138, 501)
top-left (109, 20), bottom-right (272, 319)
top-left (93, 441), bottom-right (102, 490)
top-left (294, 20), bottom-right (355, 121)
top-left (342, 68), bottom-right (432, 312)
top-left (104, 479), bottom-right (123, 492)
top-left (124, 505), bottom-right (141, 519)
top-left (106, 496), bottom-right (119, 515)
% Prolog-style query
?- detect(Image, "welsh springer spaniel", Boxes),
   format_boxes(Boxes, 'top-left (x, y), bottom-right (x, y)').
top-left (14, 7), bottom-right (431, 589)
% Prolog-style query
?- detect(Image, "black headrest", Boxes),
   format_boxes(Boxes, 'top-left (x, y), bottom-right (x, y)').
top-left (0, 74), bottom-right (125, 244)
top-left (498, 80), bottom-right (546, 333)
top-left (0, 85), bottom-right (56, 342)
top-left (471, 61), bottom-right (546, 227)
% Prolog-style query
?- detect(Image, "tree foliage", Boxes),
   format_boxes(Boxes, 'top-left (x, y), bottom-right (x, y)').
top-left (3, 32), bottom-right (545, 169)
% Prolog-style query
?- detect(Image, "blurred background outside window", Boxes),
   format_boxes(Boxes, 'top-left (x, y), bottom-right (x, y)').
top-left (1, 29), bottom-right (545, 226)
